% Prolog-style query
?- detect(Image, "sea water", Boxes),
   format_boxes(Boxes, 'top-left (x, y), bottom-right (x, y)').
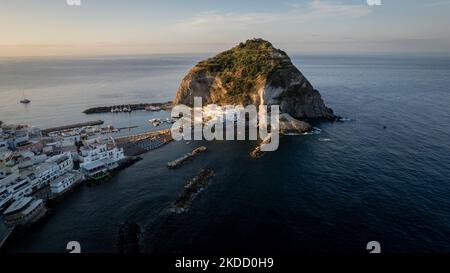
top-left (0, 54), bottom-right (449, 253)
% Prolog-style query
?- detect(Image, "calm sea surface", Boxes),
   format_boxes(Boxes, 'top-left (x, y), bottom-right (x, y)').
top-left (0, 54), bottom-right (449, 253)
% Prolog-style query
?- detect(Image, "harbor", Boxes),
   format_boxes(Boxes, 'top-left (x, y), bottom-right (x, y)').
top-left (0, 117), bottom-right (174, 249)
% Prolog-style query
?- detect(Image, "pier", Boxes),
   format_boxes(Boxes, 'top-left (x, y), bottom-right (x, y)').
top-left (42, 120), bottom-right (104, 135)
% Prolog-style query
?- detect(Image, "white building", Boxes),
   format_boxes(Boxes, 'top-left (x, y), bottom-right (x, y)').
top-left (81, 160), bottom-right (108, 180)
top-left (29, 162), bottom-right (60, 189)
top-left (0, 174), bottom-right (33, 211)
top-left (12, 150), bottom-right (48, 170)
top-left (0, 124), bottom-right (42, 150)
top-left (6, 177), bottom-right (33, 200)
top-left (0, 186), bottom-right (13, 211)
top-left (21, 152), bottom-right (75, 190)
top-left (46, 152), bottom-right (74, 173)
top-left (0, 172), bottom-right (20, 188)
top-left (50, 171), bottom-right (83, 196)
top-left (79, 142), bottom-right (108, 167)
top-left (60, 131), bottom-right (81, 144)
top-left (3, 196), bottom-right (47, 226)
top-left (0, 150), bottom-right (17, 175)
top-left (0, 150), bottom-right (14, 168)
top-left (79, 139), bottom-right (124, 169)
top-left (29, 127), bottom-right (42, 137)
top-left (13, 129), bottom-right (30, 147)
top-left (79, 138), bottom-right (125, 179)
top-left (0, 152), bottom-right (75, 205)
top-left (203, 105), bottom-right (241, 124)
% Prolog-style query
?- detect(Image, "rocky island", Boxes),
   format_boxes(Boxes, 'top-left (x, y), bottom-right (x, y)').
top-left (173, 38), bottom-right (336, 135)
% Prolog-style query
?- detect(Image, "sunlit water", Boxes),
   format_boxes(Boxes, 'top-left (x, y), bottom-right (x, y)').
top-left (0, 54), bottom-right (449, 253)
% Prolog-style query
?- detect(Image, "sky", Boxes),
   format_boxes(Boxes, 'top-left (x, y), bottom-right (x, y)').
top-left (1, 0), bottom-right (450, 56)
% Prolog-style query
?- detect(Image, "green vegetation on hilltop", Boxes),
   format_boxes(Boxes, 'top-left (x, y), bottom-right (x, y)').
top-left (195, 39), bottom-right (290, 104)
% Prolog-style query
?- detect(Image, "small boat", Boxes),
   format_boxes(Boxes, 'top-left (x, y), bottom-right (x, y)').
top-left (145, 105), bottom-right (161, 112)
top-left (165, 118), bottom-right (175, 124)
top-left (123, 105), bottom-right (132, 112)
top-left (112, 106), bottom-right (122, 113)
top-left (20, 90), bottom-right (31, 104)
top-left (148, 118), bottom-right (161, 127)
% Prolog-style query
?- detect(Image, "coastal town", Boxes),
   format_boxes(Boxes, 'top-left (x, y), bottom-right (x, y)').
top-left (0, 98), bottom-right (274, 249)
top-left (0, 119), bottom-right (173, 248)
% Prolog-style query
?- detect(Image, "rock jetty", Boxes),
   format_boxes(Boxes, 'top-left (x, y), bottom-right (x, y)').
top-left (167, 146), bottom-right (207, 169)
top-left (83, 102), bottom-right (172, 114)
top-left (172, 168), bottom-right (215, 213)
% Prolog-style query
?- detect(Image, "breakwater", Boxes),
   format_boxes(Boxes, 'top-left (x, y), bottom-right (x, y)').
top-left (167, 146), bottom-right (207, 169)
top-left (115, 129), bottom-right (173, 156)
top-left (42, 120), bottom-right (104, 135)
top-left (83, 101), bottom-right (173, 114)
top-left (172, 168), bottom-right (215, 213)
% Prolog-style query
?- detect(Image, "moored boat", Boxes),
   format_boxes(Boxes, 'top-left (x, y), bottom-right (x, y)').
top-left (19, 90), bottom-right (31, 104)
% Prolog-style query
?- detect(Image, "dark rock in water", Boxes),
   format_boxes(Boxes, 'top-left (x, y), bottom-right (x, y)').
top-left (250, 145), bottom-right (264, 159)
top-left (173, 168), bottom-right (215, 212)
top-left (173, 38), bottom-right (335, 120)
top-left (115, 221), bottom-right (142, 253)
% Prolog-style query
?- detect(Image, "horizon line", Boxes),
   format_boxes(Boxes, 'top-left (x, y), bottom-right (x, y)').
top-left (2, 51), bottom-right (450, 59)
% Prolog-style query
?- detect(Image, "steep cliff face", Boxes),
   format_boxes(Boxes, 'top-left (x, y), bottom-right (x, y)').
top-left (174, 38), bottom-right (334, 120)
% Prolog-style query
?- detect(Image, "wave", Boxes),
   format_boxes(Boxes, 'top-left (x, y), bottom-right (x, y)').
top-left (339, 117), bottom-right (353, 122)
top-left (292, 127), bottom-right (322, 136)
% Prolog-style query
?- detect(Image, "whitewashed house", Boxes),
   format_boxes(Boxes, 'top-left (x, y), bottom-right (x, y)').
top-left (79, 138), bottom-right (125, 180)
top-left (46, 152), bottom-right (74, 173)
top-left (31, 162), bottom-right (60, 189)
top-left (49, 171), bottom-right (83, 196)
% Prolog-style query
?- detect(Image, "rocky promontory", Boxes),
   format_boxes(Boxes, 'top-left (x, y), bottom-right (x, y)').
top-left (279, 113), bottom-right (312, 135)
top-left (173, 38), bottom-right (335, 124)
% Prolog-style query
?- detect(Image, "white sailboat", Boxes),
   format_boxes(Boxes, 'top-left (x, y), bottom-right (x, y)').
top-left (20, 90), bottom-right (31, 104)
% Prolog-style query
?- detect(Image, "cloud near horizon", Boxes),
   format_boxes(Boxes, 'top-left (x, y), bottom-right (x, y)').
top-left (178, 1), bottom-right (373, 28)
